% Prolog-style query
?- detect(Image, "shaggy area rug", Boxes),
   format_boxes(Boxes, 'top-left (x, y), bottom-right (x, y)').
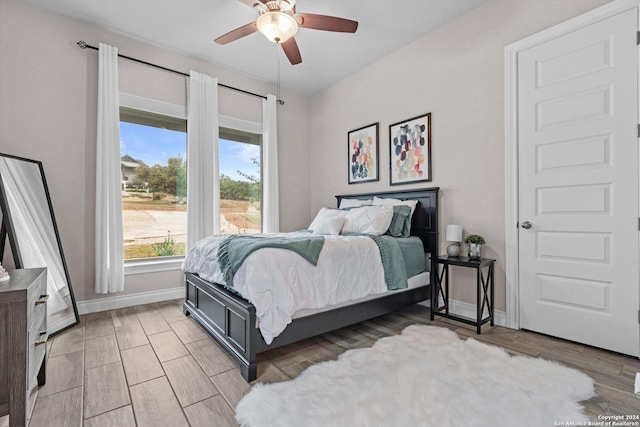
top-left (235, 325), bottom-right (595, 427)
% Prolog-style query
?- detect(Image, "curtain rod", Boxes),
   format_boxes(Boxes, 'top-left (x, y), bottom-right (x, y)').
top-left (76, 41), bottom-right (278, 103)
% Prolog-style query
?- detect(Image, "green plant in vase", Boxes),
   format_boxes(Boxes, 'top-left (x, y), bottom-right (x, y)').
top-left (464, 234), bottom-right (485, 259)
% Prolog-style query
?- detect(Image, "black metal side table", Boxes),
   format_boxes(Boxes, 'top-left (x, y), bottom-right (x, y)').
top-left (430, 255), bottom-right (495, 334)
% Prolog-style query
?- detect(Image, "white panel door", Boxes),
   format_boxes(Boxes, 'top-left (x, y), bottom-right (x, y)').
top-left (518, 9), bottom-right (639, 356)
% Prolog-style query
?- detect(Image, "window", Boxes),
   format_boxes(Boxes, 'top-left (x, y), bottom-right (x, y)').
top-left (119, 107), bottom-right (187, 260)
top-left (119, 96), bottom-right (263, 266)
top-left (219, 127), bottom-right (262, 234)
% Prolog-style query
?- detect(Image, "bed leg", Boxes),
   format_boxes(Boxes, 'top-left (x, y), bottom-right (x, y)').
top-left (241, 360), bottom-right (258, 382)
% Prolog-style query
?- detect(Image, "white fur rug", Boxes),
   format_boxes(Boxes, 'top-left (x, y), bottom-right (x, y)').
top-left (236, 325), bottom-right (595, 427)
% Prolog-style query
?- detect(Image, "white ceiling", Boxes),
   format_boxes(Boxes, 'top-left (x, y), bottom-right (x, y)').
top-left (22, 0), bottom-right (485, 96)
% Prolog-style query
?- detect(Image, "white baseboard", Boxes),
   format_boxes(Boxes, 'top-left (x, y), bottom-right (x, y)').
top-left (418, 299), bottom-right (507, 327)
top-left (77, 287), bottom-right (184, 315)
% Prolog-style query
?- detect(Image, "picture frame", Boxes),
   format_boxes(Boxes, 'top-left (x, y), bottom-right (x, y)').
top-left (389, 113), bottom-right (431, 185)
top-left (347, 122), bottom-right (379, 184)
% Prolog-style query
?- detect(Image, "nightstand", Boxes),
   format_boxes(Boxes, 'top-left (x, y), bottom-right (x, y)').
top-left (430, 255), bottom-right (495, 334)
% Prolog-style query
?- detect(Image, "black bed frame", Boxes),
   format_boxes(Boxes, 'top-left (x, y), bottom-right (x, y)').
top-left (183, 187), bottom-right (439, 381)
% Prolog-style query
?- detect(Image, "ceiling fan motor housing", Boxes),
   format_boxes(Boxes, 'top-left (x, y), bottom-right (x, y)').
top-left (259, 0), bottom-right (297, 13)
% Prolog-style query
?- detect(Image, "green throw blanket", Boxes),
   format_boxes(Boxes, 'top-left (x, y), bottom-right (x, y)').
top-left (370, 235), bottom-right (409, 290)
top-left (217, 233), bottom-right (411, 291)
top-left (218, 234), bottom-right (325, 288)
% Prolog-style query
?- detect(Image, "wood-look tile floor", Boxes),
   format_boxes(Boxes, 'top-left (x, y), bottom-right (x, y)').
top-left (3, 300), bottom-right (639, 426)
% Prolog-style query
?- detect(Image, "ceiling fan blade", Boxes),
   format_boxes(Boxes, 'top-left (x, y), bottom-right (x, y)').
top-left (215, 22), bottom-right (258, 45)
top-left (281, 37), bottom-right (302, 65)
top-left (297, 13), bottom-right (358, 33)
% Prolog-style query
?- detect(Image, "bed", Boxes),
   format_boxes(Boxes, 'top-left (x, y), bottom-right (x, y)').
top-left (182, 187), bottom-right (439, 381)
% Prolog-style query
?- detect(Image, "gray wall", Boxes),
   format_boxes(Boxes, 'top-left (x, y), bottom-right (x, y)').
top-left (307, 0), bottom-right (610, 312)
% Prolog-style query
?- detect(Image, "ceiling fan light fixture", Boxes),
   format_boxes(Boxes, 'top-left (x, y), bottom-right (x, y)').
top-left (256, 11), bottom-right (298, 44)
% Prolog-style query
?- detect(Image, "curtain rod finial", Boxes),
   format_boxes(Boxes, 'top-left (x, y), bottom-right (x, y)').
top-left (77, 41), bottom-right (87, 49)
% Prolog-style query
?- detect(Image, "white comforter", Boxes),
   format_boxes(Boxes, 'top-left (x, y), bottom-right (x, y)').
top-left (182, 232), bottom-right (387, 344)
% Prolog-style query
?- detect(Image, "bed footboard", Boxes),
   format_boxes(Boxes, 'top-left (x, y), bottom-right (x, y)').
top-left (183, 272), bottom-right (258, 381)
top-left (184, 270), bottom-right (432, 382)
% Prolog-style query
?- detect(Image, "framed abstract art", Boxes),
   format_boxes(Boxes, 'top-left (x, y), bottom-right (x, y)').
top-left (348, 122), bottom-right (379, 184)
top-left (389, 113), bottom-right (431, 185)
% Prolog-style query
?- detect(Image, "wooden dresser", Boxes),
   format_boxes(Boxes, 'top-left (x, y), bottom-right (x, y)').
top-left (0, 268), bottom-right (48, 427)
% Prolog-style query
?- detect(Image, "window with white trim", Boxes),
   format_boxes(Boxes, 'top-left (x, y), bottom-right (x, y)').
top-left (118, 96), bottom-right (264, 269)
top-left (119, 107), bottom-right (187, 260)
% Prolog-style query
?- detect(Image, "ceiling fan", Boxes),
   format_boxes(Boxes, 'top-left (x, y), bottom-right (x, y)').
top-left (215, 0), bottom-right (358, 65)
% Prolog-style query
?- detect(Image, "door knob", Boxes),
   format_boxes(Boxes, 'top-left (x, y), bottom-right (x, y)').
top-left (521, 221), bottom-right (532, 229)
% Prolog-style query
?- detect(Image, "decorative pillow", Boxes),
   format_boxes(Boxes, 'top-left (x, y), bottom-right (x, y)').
top-left (339, 198), bottom-right (373, 209)
top-left (386, 205), bottom-right (412, 238)
top-left (372, 196), bottom-right (418, 217)
top-left (312, 217), bottom-right (346, 235)
top-left (341, 205), bottom-right (394, 235)
top-left (308, 208), bottom-right (347, 235)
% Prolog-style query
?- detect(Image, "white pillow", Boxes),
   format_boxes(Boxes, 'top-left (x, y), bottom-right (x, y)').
top-left (341, 205), bottom-right (394, 235)
top-left (372, 196), bottom-right (419, 217)
top-left (309, 208), bottom-right (347, 235)
top-left (312, 217), bottom-right (346, 235)
top-left (339, 198), bottom-right (373, 209)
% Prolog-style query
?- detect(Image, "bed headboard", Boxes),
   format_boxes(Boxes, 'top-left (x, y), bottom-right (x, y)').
top-left (335, 187), bottom-right (439, 256)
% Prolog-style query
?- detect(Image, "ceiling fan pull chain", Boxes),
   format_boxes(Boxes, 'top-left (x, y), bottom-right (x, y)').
top-left (276, 45), bottom-right (284, 105)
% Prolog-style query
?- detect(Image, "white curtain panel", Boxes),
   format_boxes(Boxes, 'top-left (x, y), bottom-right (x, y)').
top-left (262, 94), bottom-right (279, 233)
top-left (95, 43), bottom-right (124, 294)
top-left (186, 71), bottom-right (219, 251)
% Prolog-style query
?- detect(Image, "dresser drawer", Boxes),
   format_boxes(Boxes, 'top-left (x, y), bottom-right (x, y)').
top-left (27, 271), bottom-right (47, 388)
top-left (27, 272), bottom-right (47, 331)
top-left (27, 315), bottom-right (47, 388)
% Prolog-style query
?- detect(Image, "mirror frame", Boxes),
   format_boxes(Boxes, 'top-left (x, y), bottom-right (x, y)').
top-left (0, 152), bottom-right (80, 337)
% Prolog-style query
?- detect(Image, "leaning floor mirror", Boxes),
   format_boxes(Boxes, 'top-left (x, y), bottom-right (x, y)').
top-left (0, 153), bottom-right (79, 336)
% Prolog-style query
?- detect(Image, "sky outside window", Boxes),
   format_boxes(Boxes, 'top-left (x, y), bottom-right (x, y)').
top-left (119, 122), bottom-right (259, 180)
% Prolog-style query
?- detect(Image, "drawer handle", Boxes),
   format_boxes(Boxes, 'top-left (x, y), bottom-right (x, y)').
top-left (39, 331), bottom-right (47, 336)
top-left (34, 337), bottom-right (48, 346)
top-left (35, 294), bottom-right (49, 305)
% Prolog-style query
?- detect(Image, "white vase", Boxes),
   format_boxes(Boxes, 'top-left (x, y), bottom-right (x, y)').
top-left (468, 243), bottom-right (482, 259)
top-left (446, 243), bottom-right (461, 257)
